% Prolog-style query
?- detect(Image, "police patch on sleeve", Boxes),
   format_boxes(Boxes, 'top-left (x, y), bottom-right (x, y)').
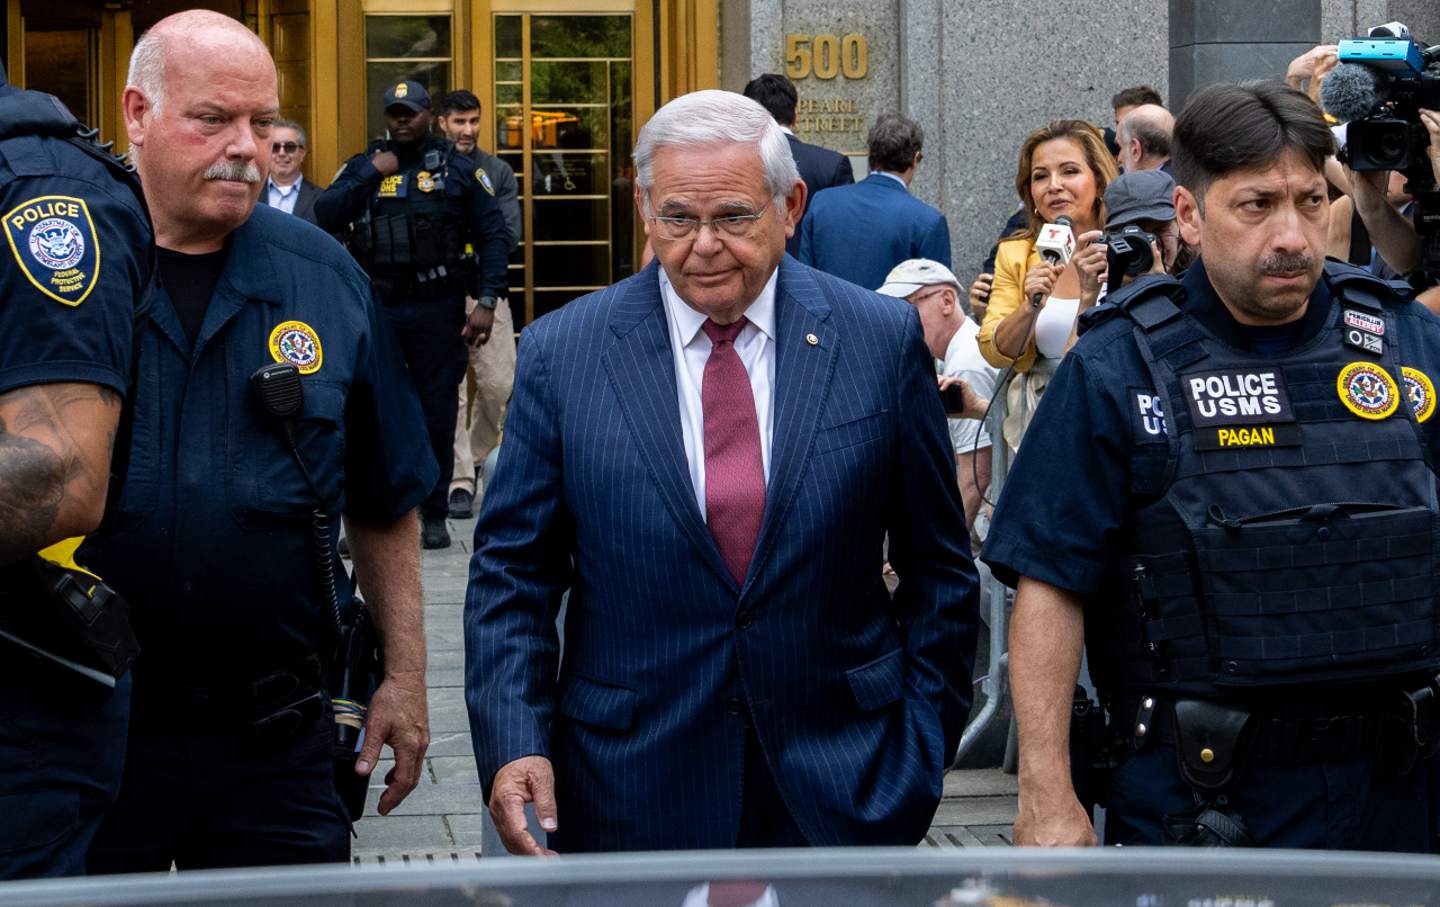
top-left (1402, 367), bottom-right (1435, 424)
top-left (1337, 361), bottom-right (1399, 420)
top-left (268, 320), bottom-right (324, 375)
top-left (476, 167), bottom-right (495, 196)
top-left (1131, 389), bottom-right (1168, 441)
top-left (3, 195), bottom-right (100, 307)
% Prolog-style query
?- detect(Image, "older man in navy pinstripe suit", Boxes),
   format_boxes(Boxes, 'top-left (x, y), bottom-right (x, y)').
top-left (465, 89), bottom-right (978, 855)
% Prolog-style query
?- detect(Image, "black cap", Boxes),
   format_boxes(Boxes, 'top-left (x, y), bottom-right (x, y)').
top-left (383, 80), bottom-right (431, 113)
top-left (1104, 169), bottom-right (1176, 230)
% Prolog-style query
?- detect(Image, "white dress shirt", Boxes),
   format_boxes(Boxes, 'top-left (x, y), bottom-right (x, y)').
top-left (658, 265), bottom-right (777, 519)
top-left (267, 177), bottom-right (301, 215)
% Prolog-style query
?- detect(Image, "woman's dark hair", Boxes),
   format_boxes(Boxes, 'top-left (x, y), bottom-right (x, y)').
top-left (1172, 80), bottom-right (1334, 206)
top-left (742, 74), bottom-right (798, 127)
top-left (867, 113), bottom-right (924, 174)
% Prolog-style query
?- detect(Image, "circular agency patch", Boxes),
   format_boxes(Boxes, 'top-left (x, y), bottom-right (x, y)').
top-left (1336, 361), bottom-right (1399, 420)
top-left (28, 217), bottom-right (86, 270)
top-left (268, 320), bottom-right (323, 375)
top-left (1403, 367), bottom-right (1436, 424)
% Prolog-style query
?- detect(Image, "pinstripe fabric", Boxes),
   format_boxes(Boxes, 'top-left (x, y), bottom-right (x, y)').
top-left (464, 255), bottom-right (978, 852)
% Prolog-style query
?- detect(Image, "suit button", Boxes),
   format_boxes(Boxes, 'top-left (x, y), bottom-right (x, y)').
top-left (736, 610), bottom-right (752, 630)
top-left (726, 697), bottom-right (744, 716)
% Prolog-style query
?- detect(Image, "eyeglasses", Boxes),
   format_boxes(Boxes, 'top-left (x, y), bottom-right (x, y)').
top-left (646, 200), bottom-right (771, 240)
top-left (272, 142), bottom-right (303, 154)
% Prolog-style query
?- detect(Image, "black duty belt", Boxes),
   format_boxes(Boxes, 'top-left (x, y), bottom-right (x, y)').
top-left (134, 653), bottom-right (326, 742)
top-left (1125, 695), bottom-right (1437, 767)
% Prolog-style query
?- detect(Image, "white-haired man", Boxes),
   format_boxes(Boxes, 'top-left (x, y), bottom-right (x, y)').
top-left (878, 259), bottom-right (998, 533)
top-left (1116, 104), bottom-right (1174, 175)
top-left (464, 89), bottom-right (978, 854)
top-left (82, 10), bottom-right (435, 872)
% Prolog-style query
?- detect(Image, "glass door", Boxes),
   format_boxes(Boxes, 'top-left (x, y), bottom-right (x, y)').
top-left (493, 13), bottom-right (635, 328)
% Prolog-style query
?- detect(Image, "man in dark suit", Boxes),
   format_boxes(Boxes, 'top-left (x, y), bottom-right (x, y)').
top-left (256, 119), bottom-right (321, 224)
top-left (743, 74), bottom-right (853, 257)
top-left (800, 113), bottom-right (952, 292)
top-left (465, 89), bottom-right (977, 854)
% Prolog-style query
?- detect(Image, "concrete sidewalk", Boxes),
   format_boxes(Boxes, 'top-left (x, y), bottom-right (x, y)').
top-left (351, 514), bottom-right (1017, 863)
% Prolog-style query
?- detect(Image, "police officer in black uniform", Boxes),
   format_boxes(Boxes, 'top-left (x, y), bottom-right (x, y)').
top-left (986, 81), bottom-right (1440, 850)
top-left (0, 60), bottom-right (152, 878)
top-left (78, 11), bottom-right (437, 872)
top-left (315, 80), bottom-right (510, 550)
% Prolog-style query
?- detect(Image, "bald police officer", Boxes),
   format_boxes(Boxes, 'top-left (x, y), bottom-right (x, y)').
top-left (316, 80), bottom-right (511, 549)
top-left (988, 81), bottom-right (1440, 851)
top-left (0, 60), bottom-right (152, 878)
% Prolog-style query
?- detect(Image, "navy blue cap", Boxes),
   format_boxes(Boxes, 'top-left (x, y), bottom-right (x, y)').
top-left (383, 80), bottom-right (431, 113)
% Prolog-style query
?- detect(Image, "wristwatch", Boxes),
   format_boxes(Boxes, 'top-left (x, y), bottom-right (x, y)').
top-left (476, 295), bottom-right (498, 311)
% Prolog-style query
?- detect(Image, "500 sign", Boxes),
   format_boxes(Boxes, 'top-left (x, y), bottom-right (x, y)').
top-left (784, 33), bottom-right (868, 80)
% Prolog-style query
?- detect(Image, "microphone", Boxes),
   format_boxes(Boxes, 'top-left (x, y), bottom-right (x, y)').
top-left (1031, 215), bottom-right (1074, 307)
top-left (1320, 62), bottom-right (1383, 122)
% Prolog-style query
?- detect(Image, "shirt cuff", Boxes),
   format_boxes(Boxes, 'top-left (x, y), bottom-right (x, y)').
top-left (0, 362), bottom-right (128, 399)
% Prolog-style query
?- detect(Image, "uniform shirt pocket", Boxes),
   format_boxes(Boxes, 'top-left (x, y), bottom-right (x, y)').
top-left (230, 380), bottom-right (346, 521)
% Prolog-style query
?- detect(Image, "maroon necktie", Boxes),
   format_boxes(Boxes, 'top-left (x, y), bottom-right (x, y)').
top-left (701, 317), bottom-right (765, 585)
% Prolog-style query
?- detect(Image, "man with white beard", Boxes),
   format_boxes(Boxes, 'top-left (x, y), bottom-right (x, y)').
top-left (80, 9), bottom-right (437, 872)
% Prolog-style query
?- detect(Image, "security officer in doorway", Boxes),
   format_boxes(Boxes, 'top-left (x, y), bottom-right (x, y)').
top-left (81, 11), bottom-right (436, 871)
top-left (986, 81), bottom-right (1440, 850)
top-left (315, 80), bottom-right (510, 549)
top-left (0, 59), bottom-right (152, 880)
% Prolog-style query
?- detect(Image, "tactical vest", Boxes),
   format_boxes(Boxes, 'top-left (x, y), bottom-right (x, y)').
top-left (351, 140), bottom-right (471, 296)
top-left (1090, 263), bottom-right (1440, 698)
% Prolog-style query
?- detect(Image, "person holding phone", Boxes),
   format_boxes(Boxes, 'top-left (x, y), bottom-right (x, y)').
top-left (878, 259), bottom-right (998, 532)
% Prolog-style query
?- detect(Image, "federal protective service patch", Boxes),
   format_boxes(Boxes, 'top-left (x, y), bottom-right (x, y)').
top-left (1337, 361), bottom-right (1399, 420)
top-left (268, 320), bottom-right (324, 375)
top-left (4, 195), bottom-right (100, 307)
top-left (476, 167), bottom-right (495, 196)
top-left (1403, 367), bottom-right (1435, 424)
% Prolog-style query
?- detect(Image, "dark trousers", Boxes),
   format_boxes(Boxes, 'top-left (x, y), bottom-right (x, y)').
top-left (736, 726), bottom-right (809, 848)
top-left (0, 665), bottom-right (130, 879)
top-left (87, 710), bottom-right (350, 873)
top-left (381, 295), bottom-right (468, 519)
top-left (1105, 742), bottom-right (1433, 850)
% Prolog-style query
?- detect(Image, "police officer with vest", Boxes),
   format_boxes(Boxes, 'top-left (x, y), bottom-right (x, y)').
top-left (986, 81), bottom-right (1440, 850)
top-left (77, 12), bottom-right (437, 872)
top-left (315, 80), bottom-right (510, 550)
top-left (0, 60), bottom-right (152, 878)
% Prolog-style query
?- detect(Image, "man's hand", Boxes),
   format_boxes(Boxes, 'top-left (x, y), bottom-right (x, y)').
top-left (968, 272), bottom-right (994, 321)
top-left (1023, 262), bottom-right (1065, 307)
top-left (1072, 230), bottom-right (1107, 310)
top-left (1422, 109), bottom-right (1440, 180)
top-left (937, 375), bottom-right (989, 421)
top-left (1012, 787), bottom-right (1099, 847)
top-left (463, 301), bottom-right (495, 348)
top-left (356, 669), bottom-right (430, 816)
top-left (1284, 44), bottom-right (1338, 90)
top-left (371, 150), bottom-right (400, 176)
top-left (490, 755), bottom-right (560, 856)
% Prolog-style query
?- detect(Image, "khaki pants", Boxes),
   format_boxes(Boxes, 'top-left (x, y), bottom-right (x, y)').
top-left (451, 296), bottom-right (516, 493)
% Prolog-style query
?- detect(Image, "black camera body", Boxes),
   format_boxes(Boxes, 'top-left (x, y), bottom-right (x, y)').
top-left (1104, 224), bottom-right (1157, 291)
top-left (1343, 80), bottom-right (1440, 172)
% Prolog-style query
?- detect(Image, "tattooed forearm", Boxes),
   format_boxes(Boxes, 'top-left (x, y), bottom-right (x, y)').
top-left (0, 383), bottom-right (122, 564)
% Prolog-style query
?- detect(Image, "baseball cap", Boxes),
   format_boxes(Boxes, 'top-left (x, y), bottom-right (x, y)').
top-left (1104, 169), bottom-right (1176, 230)
top-left (876, 259), bottom-right (962, 298)
top-left (383, 80), bottom-right (431, 113)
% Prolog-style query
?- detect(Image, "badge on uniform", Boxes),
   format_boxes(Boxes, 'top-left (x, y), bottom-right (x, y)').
top-left (476, 167), bottom-right (495, 196)
top-left (3, 195), bottom-right (100, 306)
top-left (1402, 367), bottom-right (1435, 424)
top-left (1336, 360), bottom-right (1399, 420)
top-left (1342, 309), bottom-right (1385, 356)
top-left (416, 170), bottom-right (436, 193)
top-left (377, 174), bottom-right (407, 198)
top-left (268, 320), bottom-right (324, 375)
top-left (1181, 367), bottom-right (1302, 450)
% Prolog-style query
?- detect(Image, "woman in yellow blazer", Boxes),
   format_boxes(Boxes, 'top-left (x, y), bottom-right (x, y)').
top-left (977, 120), bottom-right (1116, 448)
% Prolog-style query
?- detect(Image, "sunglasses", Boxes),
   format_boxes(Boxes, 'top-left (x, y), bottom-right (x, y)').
top-left (272, 142), bottom-right (303, 154)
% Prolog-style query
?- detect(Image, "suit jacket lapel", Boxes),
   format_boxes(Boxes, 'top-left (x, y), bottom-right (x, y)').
top-left (745, 258), bottom-right (838, 592)
top-left (602, 263), bottom-right (737, 590)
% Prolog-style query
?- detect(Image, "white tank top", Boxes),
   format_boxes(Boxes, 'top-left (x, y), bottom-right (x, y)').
top-left (1034, 297), bottom-right (1080, 359)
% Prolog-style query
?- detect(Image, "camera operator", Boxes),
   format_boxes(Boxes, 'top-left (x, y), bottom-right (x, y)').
top-left (1342, 109), bottom-right (1440, 282)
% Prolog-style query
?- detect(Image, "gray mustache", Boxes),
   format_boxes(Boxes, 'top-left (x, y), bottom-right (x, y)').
top-left (204, 159), bottom-right (262, 183)
top-left (1261, 252), bottom-right (1315, 275)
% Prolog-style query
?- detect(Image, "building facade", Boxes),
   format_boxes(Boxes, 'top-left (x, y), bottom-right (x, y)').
top-left (5, 0), bottom-right (1435, 321)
